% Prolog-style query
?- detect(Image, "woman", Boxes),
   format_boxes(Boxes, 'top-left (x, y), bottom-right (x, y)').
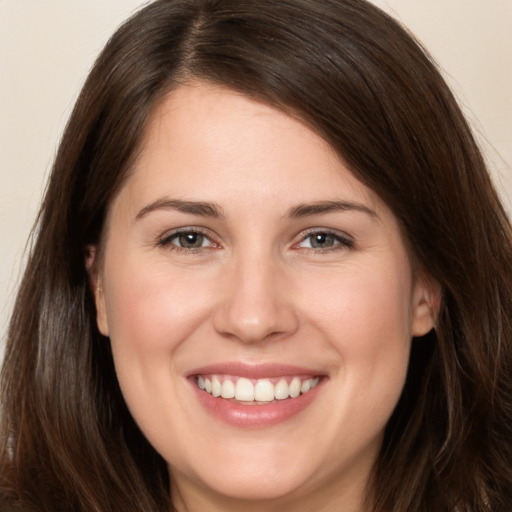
top-left (1, 0), bottom-right (511, 510)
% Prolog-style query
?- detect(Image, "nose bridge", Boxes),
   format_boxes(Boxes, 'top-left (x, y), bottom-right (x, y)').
top-left (213, 243), bottom-right (298, 343)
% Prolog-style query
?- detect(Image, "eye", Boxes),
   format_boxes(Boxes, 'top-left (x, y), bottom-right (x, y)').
top-left (174, 232), bottom-right (210, 248)
top-left (159, 229), bottom-right (216, 251)
top-left (296, 230), bottom-right (353, 251)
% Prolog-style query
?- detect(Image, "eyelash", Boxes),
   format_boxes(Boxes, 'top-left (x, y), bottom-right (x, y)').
top-left (294, 229), bottom-right (354, 252)
top-left (158, 228), bottom-right (217, 254)
top-left (157, 228), bottom-right (354, 254)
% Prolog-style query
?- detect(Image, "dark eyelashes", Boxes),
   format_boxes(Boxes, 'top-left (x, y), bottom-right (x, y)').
top-left (156, 228), bottom-right (354, 253)
top-left (297, 229), bottom-right (354, 250)
top-left (157, 228), bottom-right (215, 251)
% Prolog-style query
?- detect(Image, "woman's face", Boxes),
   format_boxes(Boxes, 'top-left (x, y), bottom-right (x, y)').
top-left (93, 83), bottom-right (436, 510)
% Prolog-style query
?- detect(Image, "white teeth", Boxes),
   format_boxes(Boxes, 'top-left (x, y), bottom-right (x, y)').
top-left (221, 379), bottom-right (235, 399)
top-left (235, 378), bottom-right (255, 401)
top-left (211, 376), bottom-right (221, 397)
top-left (197, 375), bottom-right (321, 402)
top-left (274, 378), bottom-right (289, 400)
top-left (300, 379), bottom-right (311, 393)
top-left (254, 379), bottom-right (275, 401)
top-left (289, 377), bottom-right (301, 398)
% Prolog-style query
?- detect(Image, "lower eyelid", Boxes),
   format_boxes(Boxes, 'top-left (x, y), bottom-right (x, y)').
top-left (156, 229), bottom-right (353, 251)
top-left (296, 231), bottom-right (353, 249)
top-left (158, 229), bottom-right (214, 247)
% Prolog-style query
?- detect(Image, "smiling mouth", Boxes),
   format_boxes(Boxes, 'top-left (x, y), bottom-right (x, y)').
top-left (195, 374), bottom-right (320, 403)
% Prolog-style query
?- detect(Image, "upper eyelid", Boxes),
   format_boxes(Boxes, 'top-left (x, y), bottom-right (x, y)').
top-left (295, 227), bottom-right (353, 243)
top-left (291, 230), bottom-right (355, 253)
top-left (156, 226), bottom-right (353, 248)
top-left (158, 226), bottom-right (217, 245)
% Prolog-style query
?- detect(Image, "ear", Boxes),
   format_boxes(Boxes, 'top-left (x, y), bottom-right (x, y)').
top-left (85, 245), bottom-right (110, 337)
top-left (411, 274), bottom-right (441, 337)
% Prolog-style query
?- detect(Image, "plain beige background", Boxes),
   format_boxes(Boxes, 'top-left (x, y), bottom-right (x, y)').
top-left (1, 0), bottom-right (511, 344)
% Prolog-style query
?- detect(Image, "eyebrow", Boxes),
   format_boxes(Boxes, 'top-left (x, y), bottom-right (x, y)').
top-left (287, 200), bottom-right (378, 219)
top-left (135, 198), bottom-right (225, 220)
top-left (135, 198), bottom-right (378, 222)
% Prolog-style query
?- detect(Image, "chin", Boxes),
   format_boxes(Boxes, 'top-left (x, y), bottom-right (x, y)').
top-left (176, 462), bottom-right (319, 505)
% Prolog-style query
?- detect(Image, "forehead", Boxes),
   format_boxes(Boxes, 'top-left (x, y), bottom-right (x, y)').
top-left (122, 82), bottom-right (379, 213)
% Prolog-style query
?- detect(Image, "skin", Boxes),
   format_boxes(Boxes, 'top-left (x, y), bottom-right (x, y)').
top-left (91, 82), bottom-right (438, 512)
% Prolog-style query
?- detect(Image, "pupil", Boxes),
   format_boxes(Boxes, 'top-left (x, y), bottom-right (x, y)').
top-left (179, 233), bottom-right (203, 248)
top-left (312, 233), bottom-right (334, 248)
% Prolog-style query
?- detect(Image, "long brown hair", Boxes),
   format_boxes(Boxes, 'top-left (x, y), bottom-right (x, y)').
top-left (1, 1), bottom-right (511, 510)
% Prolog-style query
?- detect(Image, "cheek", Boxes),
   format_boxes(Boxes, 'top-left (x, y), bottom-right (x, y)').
top-left (101, 260), bottom-right (213, 441)
top-left (303, 261), bottom-right (413, 397)
top-left (307, 258), bottom-right (412, 335)
top-left (104, 259), bottom-right (212, 351)
top-left (101, 258), bottom-right (214, 418)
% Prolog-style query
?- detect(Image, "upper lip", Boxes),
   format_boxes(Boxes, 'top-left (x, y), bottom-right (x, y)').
top-left (187, 362), bottom-right (324, 380)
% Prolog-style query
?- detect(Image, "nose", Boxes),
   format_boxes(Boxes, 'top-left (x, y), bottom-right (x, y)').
top-left (212, 250), bottom-right (299, 344)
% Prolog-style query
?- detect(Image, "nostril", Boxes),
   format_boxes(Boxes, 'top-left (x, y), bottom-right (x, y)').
top-left (212, 306), bottom-right (299, 344)
top-left (211, 263), bottom-right (299, 343)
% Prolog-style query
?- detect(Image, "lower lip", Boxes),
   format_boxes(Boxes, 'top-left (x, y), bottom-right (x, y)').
top-left (190, 379), bottom-right (323, 428)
